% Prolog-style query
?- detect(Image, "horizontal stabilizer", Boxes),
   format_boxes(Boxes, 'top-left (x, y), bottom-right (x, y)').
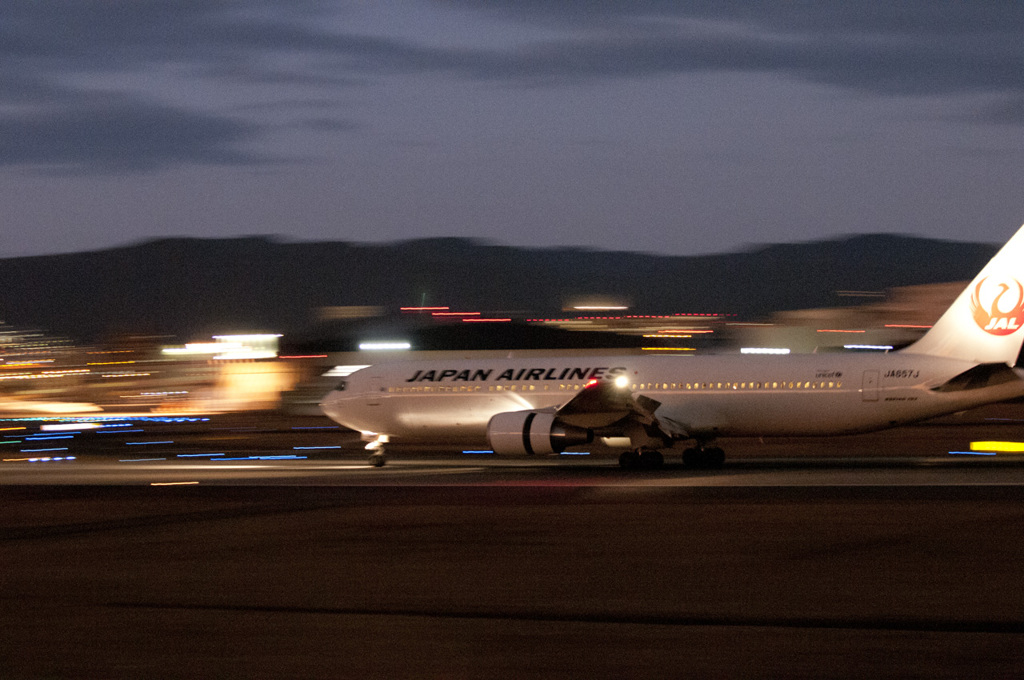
top-left (931, 363), bottom-right (1022, 393)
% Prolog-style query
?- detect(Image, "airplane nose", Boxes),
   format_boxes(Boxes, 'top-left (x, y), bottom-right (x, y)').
top-left (320, 389), bottom-right (344, 419)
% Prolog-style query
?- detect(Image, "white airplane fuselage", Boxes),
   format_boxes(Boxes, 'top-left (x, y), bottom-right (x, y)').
top-left (321, 220), bottom-right (1024, 466)
top-left (321, 352), bottom-right (1024, 445)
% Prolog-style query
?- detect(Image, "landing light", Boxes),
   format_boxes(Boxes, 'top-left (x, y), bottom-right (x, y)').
top-left (324, 364), bottom-right (371, 377)
top-left (740, 347), bottom-right (791, 355)
top-left (614, 375), bottom-right (629, 389)
top-left (358, 341), bottom-right (411, 351)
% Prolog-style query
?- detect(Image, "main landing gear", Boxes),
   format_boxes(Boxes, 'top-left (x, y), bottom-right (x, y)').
top-left (618, 449), bottom-right (665, 470)
top-left (682, 446), bottom-right (725, 469)
top-left (618, 446), bottom-right (726, 470)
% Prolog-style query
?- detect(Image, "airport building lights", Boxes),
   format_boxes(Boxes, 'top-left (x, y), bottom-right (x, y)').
top-left (162, 334), bottom-right (283, 360)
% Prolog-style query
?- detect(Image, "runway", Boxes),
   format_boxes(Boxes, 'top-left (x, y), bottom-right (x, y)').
top-left (3, 409), bottom-right (1024, 677)
top-left (2, 403), bottom-right (1024, 487)
top-left (7, 453), bottom-right (1024, 488)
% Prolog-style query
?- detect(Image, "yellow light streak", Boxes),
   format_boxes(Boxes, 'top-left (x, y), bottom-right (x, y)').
top-left (151, 481), bottom-right (201, 486)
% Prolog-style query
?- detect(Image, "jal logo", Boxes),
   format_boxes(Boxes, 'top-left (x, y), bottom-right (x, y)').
top-left (970, 276), bottom-right (1024, 335)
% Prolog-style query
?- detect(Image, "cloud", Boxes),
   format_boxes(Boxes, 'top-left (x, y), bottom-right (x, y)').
top-left (0, 1), bottom-right (377, 171)
top-left (437, 1), bottom-right (1024, 97)
top-left (446, 1), bottom-right (1024, 37)
top-left (977, 97), bottom-right (1024, 125)
top-left (0, 96), bottom-right (262, 172)
top-left (1, 1), bottom-right (1021, 173)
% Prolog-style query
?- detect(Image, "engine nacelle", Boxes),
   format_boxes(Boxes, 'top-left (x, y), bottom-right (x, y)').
top-left (487, 411), bottom-right (593, 455)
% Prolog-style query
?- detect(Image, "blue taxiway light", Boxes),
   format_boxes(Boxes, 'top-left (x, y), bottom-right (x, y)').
top-left (462, 450), bottom-right (495, 455)
top-left (176, 453), bottom-right (225, 458)
top-left (126, 441), bottom-right (174, 445)
top-left (293, 446), bottom-right (342, 450)
top-left (949, 451), bottom-right (997, 456)
top-left (20, 447), bottom-right (69, 453)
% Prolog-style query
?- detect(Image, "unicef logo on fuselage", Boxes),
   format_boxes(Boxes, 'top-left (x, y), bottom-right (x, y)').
top-left (970, 276), bottom-right (1024, 336)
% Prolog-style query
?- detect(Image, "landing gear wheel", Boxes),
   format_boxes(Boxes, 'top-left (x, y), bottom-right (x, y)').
top-left (640, 449), bottom-right (664, 470)
top-left (619, 449), bottom-right (640, 469)
top-left (619, 449), bottom-right (664, 470)
top-left (368, 451), bottom-right (387, 467)
top-left (682, 446), bottom-right (725, 469)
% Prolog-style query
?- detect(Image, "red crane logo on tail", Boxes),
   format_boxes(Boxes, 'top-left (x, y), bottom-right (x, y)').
top-left (970, 276), bottom-right (1024, 336)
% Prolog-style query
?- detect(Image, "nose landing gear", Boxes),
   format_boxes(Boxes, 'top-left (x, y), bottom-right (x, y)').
top-left (364, 435), bottom-right (389, 467)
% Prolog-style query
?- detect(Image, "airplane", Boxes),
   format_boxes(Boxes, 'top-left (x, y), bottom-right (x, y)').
top-left (320, 221), bottom-right (1024, 469)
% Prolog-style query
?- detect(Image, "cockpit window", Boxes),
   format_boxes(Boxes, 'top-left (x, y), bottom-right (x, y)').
top-left (335, 380), bottom-right (347, 391)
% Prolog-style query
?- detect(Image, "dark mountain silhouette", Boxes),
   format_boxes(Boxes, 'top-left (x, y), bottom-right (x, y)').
top-left (0, 234), bottom-right (997, 342)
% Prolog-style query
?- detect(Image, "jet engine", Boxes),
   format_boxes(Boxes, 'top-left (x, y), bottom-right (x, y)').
top-left (487, 411), bottom-right (593, 455)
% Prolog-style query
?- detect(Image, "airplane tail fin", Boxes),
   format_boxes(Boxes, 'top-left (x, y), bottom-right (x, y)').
top-left (905, 222), bottom-right (1024, 365)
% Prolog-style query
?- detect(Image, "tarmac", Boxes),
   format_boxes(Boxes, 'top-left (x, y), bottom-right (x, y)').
top-left (2, 409), bottom-right (1024, 678)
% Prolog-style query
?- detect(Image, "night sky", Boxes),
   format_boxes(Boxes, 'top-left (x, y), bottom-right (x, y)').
top-left (2, 1), bottom-right (1022, 257)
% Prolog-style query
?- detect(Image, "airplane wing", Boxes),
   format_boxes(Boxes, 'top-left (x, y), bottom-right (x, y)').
top-left (554, 379), bottom-right (664, 431)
